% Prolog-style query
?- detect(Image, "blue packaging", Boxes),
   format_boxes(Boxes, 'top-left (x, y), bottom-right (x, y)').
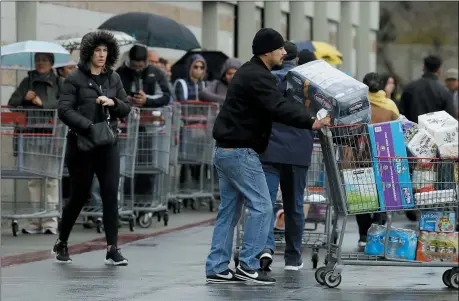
top-left (368, 121), bottom-right (415, 210)
top-left (364, 224), bottom-right (418, 260)
top-left (419, 211), bottom-right (456, 232)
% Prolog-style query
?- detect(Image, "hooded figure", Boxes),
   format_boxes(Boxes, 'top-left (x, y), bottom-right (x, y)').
top-left (173, 54), bottom-right (207, 101)
top-left (198, 58), bottom-right (243, 105)
top-left (55, 30), bottom-right (131, 266)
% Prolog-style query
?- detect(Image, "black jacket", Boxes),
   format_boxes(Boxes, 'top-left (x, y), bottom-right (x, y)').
top-left (58, 63), bottom-right (131, 134)
top-left (213, 56), bottom-right (314, 153)
top-left (116, 64), bottom-right (170, 107)
top-left (399, 73), bottom-right (455, 123)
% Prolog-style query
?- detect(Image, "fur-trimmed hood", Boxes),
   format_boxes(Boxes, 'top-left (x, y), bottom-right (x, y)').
top-left (79, 30), bottom-right (120, 70)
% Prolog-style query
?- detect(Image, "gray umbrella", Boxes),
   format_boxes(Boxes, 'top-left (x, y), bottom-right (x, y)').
top-left (98, 12), bottom-right (200, 51)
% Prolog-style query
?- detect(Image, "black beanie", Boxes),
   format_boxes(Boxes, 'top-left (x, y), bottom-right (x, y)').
top-left (252, 28), bottom-right (285, 55)
top-left (284, 41), bottom-right (298, 61)
top-left (129, 45), bottom-right (148, 62)
top-left (298, 49), bottom-right (317, 65)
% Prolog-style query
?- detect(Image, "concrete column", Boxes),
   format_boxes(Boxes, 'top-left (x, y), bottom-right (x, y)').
top-left (263, 1), bottom-right (282, 33)
top-left (356, 1), bottom-right (371, 81)
top-left (313, 1), bottom-right (328, 41)
top-left (202, 1), bottom-right (219, 50)
top-left (289, 1), bottom-right (306, 41)
top-left (16, 1), bottom-right (39, 41)
top-left (338, 1), bottom-right (352, 73)
top-left (237, 1), bottom-right (257, 61)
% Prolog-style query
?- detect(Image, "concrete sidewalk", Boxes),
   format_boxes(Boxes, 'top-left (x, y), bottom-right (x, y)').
top-left (1, 208), bottom-right (217, 266)
top-left (2, 217), bottom-right (458, 301)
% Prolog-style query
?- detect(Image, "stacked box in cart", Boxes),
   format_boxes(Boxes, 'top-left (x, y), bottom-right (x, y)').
top-left (367, 121), bottom-right (415, 210)
top-left (416, 231), bottom-right (458, 262)
top-left (418, 111), bottom-right (458, 147)
top-left (364, 224), bottom-right (418, 260)
top-left (286, 60), bottom-right (371, 126)
top-left (419, 211), bottom-right (456, 232)
top-left (342, 168), bottom-right (380, 213)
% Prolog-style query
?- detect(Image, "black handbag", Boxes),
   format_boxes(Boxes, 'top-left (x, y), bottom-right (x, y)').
top-left (76, 105), bottom-right (115, 152)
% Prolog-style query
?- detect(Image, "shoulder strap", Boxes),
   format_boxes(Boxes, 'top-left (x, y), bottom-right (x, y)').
top-left (173, 79), bottom-right (188, 100)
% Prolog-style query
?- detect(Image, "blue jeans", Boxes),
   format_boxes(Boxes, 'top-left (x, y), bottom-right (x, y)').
top-left (206, 148), bottom-right (273, 275)
top-left (263, 163), bottom-right (308, 265)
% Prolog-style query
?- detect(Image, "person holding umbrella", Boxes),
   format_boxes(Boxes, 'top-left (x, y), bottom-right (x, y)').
top-left (8, 52), bottom-right (63, 235)
top-left (205, 28), bottom-right (330, 284)
top-left (53, 30), bottom-right (131, 265)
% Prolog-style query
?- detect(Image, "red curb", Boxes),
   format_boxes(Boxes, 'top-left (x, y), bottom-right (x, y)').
top-left (1, 217), bottom-right (216, 268)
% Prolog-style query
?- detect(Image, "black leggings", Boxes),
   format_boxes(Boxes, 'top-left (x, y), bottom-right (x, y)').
top-left (356, 213), bottom-right (387, 238)
top-left (60, 137), bottom-right (120, 246)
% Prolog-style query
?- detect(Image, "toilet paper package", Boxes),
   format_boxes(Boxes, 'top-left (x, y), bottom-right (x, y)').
top-left (400, 118), bottom-right (438, 161)
top-left (411, 169), bottom-right (437, 192)
top-left (439, 142), bottom-right (459, 159)
top-left (418, 111), bottom-right (458, 147)
top-left (342, 168), bottom-right (380, 213)
top-left (364, 224), bottom-right (418, 260)
top-left (368, 121), bottom-right (415, 210)
top-left (286, 60), bottom-right (371, 126)
top-left (416, 231), bottom-right (458, 263)
top-left (414, 189), bottom-right (457, 206)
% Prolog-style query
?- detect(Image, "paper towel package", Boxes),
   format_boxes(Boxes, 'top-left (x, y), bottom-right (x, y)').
top-left (414, 189), bottom-right (457, 206)
top-left (342, 168), bottom-right (380, 213)
top-left (418, 111), bottom-right (458, 147)
top-left (368, 121), bottom-right (415, 210)
top-left (286, 60), bottom-right (371, 125)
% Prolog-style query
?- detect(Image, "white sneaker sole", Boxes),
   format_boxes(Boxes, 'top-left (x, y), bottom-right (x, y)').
top-left (206, 278), bottom-right (244, 284)
top-left (284, 262), bottom-right (304, 271)
top-left (104, 259), bottom-right (128, 266)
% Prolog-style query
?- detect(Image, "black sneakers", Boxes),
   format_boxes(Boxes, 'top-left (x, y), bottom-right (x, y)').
top-left (258, 248), bottom-right (273, 272)
top-left (52, 240), bottom-right (72, 263)
top-left (105, 245), bottom-right (128, 266)
top-left (206, 269), bottom-right (245, 284)
top-left (234, 265), bottom-right (276, 284)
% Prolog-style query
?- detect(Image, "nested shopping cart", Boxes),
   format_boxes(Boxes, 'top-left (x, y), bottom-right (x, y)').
top-left (167, 102), bottom-right (183, 214)
top-left (175, 101), bottom-right (219, 212)
top-left (1, 106), bottom-right (67, 236)
top-left (314, 124), bottom-right (459, 289)
top-left (77, 107), bottom-right (140, 233)
top-left (132, 106), bottom-right (173, 228)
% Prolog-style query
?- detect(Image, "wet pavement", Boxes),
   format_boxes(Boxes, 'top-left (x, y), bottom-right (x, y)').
top-left (2, 220), bottom-right (458, 301)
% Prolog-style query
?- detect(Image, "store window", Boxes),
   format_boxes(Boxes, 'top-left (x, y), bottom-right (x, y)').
top-left (328, 20), bottom-right (339, 47)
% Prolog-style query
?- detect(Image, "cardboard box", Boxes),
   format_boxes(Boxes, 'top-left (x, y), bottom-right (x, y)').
top-left (368, 121), bottom-right (415, 210)
top-left (342, 168), bottom-right (380, 213)
top-left (419, 211), bottom-right (456, 232)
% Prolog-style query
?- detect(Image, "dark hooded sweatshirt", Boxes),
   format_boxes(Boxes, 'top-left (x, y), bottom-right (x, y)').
top-left (198, 58), bottom-right (243, 105)
top-left (173, 54), bottom-right (207, 101)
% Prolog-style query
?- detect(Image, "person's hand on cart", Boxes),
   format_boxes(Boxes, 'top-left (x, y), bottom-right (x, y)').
top-left (312, 115), bottom-right (331, 130)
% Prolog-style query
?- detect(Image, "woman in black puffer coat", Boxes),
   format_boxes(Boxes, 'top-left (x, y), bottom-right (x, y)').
top-left (53, 31), bottom-right (131, 265)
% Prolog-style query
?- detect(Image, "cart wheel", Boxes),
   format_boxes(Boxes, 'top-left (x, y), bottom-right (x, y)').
top-left (450, 271), bottom-right (459, 290)
top-left (324, 271), bottom-right (342, 288)
top-left (333, 231), bottom-right (339, 244)
top-left (315, 267), bottom-right (327, 285)
top-left (172, 203), bottom-right (177, 214)
top-left (163, 213), bottom-right (169, 226)
top-left (96, 220), bottom-right (103, 234)
top-left (137, 214), bottom-right (153, 228)
top-left (129, 218), bottom-right (135, 232)
top-left (157, 213), bottom-right (161, 222)
top-left (183, 199), bottom-right (189, 208)
top-left (12, 221), bottom-right (18, 237)
top-left (312, 253), bottom-right (319, 269)
top-left (209, 199), bottom-right (215, 212)
top-left (443, 269), bottom-right (452, 288)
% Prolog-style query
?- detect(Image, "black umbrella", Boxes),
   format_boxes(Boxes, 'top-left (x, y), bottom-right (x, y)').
top-left (171, 50), bottom-right (229, 82)
top-left (98, 12), bottom-right (200, 51)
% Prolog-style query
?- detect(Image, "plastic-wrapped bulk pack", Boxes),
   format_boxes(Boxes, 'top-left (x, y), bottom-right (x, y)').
top-left (286, 59), bottom-right (371, 126)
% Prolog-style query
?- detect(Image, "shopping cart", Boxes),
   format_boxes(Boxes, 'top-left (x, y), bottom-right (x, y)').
top-left (167, 102), bottom-right (183, 214)
top-left (234, 141), bottom-right (339, 269)
top-left (175, 101), bottom-right (219, 212)
top-left (76, 107), bottom-right (140, 233)
top-left (1, 107), bottom-right (67, 236)
top-left (132, 106), bottom-right (172, 227)
top-left (314, 124), bottom-right (459, 289)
